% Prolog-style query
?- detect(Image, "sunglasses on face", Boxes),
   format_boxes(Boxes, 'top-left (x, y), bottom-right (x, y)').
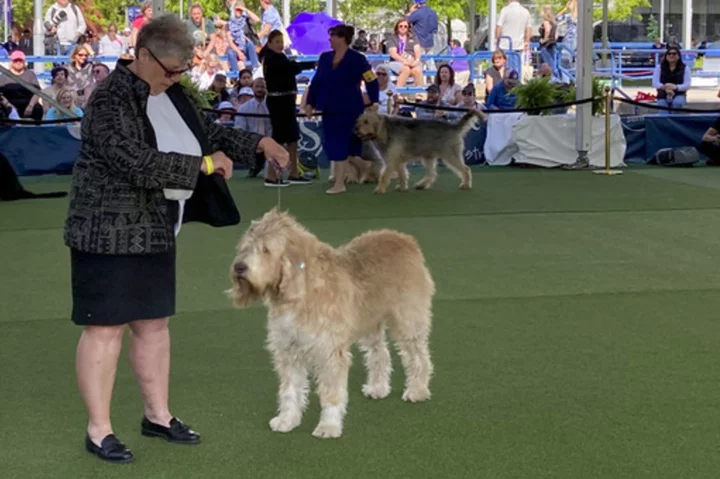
top-left (398, 25), bottom-right (408, 29)
top-left (376, 72), bottom-right (387, 76)
top-left (462, 92), bottom-right (474, 96)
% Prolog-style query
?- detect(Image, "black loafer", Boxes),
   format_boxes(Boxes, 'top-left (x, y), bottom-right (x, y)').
top-left (141, 417), bottom-right (201, 444)
top-left (85, 434), bottom-right (134, 464)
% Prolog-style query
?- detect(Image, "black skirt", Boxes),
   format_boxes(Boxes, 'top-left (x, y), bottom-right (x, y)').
top-left (70, 248), bottom-right (176, 326)
top-left (267, 95), bottom-right (300, 145)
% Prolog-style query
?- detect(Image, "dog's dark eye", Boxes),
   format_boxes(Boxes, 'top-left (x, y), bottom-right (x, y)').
top-left (263, 246), bottom-right (270, 254)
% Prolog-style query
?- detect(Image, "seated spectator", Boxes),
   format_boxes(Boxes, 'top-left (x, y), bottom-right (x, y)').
top-left (387, 19), bottom-right (423, 87)
top-left (215, 101), bottom-right (237, 126)
top-left (652, 46), bottom-right (690, 115)
top-left (26, 66), bottom-right (68, 116)
top-left (698, 116), bottom-right (720, 166)
top-left (365, 65), bottom-right (398, 115)
top-left (352, 30), bottom-right (369, 52)
top-left (448, 84), bottom-right (485, 119)
top-left (89, 63), bottom-right (110, 94)
top-left (415, 84), bottom-right (448, 119)
top-left (45, 88), bottom-right (83, 121)
top-left (449, 39), bottom-right (470, 85)
top-left (193, 53), bottom-right (226, 90)
top-left (208, 73), bottom-right (231, 108)
top-left (0, 50), bottom-right (43, 120)
top-left (0, 45), bottom-right (8, 59)
top-left (210, 23), bottom-right (231, 71)
top-left (65, 45), bottom-right (93, 107)
top-left (98, 23), bottom-right (125, 69)
top-left (484, 49), bottom-right (507, 97)
top-left (225, 2), bottom-right (261, 72)
top-left (486, 70), bottom-right (518, 111)
top-left (236, 86), bottom-right (254, 107)
top-left (435, 64), bottom-right (462, 105)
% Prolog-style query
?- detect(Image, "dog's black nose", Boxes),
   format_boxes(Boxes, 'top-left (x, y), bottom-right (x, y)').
top-left (234, 262), bottom-right (248, 276)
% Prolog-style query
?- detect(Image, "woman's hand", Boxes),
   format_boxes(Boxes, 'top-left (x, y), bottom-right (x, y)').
top-left (302, 104), bottom-right (314, 118)
top-left (258, 137), bottom-right (290, 170)
top-left (201, 151), bottom-right (234, 179)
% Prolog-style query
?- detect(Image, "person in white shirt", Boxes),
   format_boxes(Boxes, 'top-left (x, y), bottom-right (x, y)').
top-left (495, 0), bottom-right (531, 53)
top-left (44, 0), bottom-right (87, 56)
top-left (369, 65), bottom-right (398, 115)
top-left (98, 23), bottom-right (125, 69)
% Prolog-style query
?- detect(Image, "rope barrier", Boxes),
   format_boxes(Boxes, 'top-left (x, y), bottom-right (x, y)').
top-left (400, 97), bottom-right (598, 115)
top-left (613, 96), bottom-right (720, 114)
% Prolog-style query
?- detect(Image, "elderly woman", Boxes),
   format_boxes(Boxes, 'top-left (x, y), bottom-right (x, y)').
top-left (64, 14), bottom-right (288, 464)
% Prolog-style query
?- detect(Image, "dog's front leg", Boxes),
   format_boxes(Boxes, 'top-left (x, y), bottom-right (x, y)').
top-left (268, 349), bottom-right (309, 433)
top-left (312, 349), bottom-right (351, 439)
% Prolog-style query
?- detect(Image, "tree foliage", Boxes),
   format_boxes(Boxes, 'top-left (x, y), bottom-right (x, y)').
top-left (3, 0), bottom-right (653, 38)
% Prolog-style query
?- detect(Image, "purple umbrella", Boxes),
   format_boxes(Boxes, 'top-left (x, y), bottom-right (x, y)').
top-left (287, 11), bottom-right (342, 55)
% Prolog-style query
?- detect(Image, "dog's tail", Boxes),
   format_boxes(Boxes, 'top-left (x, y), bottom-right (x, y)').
top-left (455, 109), bottom-right (486, 136)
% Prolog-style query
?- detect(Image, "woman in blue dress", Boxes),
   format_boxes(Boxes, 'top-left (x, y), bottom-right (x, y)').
top-left (305, 24), bottom-right (379, 194)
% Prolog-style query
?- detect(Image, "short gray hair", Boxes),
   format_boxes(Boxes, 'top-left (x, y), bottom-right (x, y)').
top-left (136, 14), bottom-right (195, 63)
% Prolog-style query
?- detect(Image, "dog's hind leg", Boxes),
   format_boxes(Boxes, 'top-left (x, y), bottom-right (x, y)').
top-left (414, 158), bottom-right (438, 190)
top-left (442, 143), bottom-right (472, 190)
top-left (268, 349), bottom-right (309, 433)
top-left (312, 348), bottom-right (351, 438)
top-left (388, 303), bottom-right (433, 403)
top-left (359, 327), bottom-right (392, 399)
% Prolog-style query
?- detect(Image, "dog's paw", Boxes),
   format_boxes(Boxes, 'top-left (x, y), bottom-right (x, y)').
top-left (374, 186), bottom-right (386, 195)
top-left (394, 184), bottom-right (409, 192)
top-left (414, 182), bottom-right (428, 190)
top-left (402, 386), bottom-right (431, 403)
top-left (269, 415), bottom-right (301, 433)
top-left (459, 183), bottom-right (472, 190)
top-left (362, 383), bottom-right (391, 399)
top-left (312, 423), bottom-right (342, 439)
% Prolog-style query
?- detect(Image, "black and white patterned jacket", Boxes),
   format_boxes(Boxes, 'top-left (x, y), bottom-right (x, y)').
top-left (64, 60), bottom-right (262, 255)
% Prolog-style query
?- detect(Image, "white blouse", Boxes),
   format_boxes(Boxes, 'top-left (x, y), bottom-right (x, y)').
top-left (146, 92), bottom-right (202, 237)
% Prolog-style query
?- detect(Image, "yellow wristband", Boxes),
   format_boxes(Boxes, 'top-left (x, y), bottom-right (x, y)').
top-left (204, 156), bottom-right (214, 175)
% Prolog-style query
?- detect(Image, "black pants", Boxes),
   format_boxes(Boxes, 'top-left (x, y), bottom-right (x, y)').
top-left (697, 141), bottom-right (720, 166)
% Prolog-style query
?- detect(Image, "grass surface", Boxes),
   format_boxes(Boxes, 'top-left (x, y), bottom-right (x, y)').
top-left (3, 166), bottom-right (720, 478)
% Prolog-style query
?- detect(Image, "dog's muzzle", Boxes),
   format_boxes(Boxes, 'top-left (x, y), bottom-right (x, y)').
top-left (233, 262), bottom-right (248, 277)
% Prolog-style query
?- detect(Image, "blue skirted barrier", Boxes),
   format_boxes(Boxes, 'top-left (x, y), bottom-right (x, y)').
top-left (1, 115), bottom-right (715, 176)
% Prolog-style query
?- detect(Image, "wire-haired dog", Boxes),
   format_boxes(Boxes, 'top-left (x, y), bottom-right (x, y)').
top-left (227, 208), bottom-right (435, 439)
top-left (355, 109), bottom-right (484, 193)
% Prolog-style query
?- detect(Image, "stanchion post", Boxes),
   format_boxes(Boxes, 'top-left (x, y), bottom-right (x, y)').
top-left (593, 86), bottom-right (623, 176)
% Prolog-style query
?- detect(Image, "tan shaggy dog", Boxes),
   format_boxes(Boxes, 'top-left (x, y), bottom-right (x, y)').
top-left (227, 208), bottom-right (435, 439)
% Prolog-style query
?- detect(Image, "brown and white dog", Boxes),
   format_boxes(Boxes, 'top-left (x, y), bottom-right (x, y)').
top-left (227, 208), bottom-right (435, 438)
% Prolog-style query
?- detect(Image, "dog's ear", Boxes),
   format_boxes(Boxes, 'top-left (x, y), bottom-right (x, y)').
top-left (278, 248), bottom-right (306, 302)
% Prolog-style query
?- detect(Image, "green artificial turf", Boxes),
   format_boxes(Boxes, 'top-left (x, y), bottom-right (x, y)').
top-left (3, 166), bottom-right (720, 478)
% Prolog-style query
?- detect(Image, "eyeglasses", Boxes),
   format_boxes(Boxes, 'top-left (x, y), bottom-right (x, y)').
top-left (376, 72), bottom-right (387, 76)
top-left (146, 48), bottom-right (190, 78)
top-left (462, 92), bottom-right (474, 96)
top-left (76, 53), bottom-right (87, 58)
top-left (398, 25), bottom-right (409, 29)
top-left (92, 69), bottom-right (104, 75)
top-left (11, 58), bottom-right (23, 63)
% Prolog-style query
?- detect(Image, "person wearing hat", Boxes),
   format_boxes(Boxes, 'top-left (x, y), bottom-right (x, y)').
top-left (486, 69), bottom-right (519, 111)
top-left (415, 84), bottom-right (447, 119)
top-left (0, 50), bottom-right (43, 120)
top-left (236, 86), bottom-right (254, 107)
top-left (215, 100), bottom-right (237, 126)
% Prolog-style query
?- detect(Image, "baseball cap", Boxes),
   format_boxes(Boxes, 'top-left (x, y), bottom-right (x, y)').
top-left (238, 87), bottom-right (254, 96)
top-left (9, 50), bottom-right (26, 61)
top-left (218, 101), bottom-right (235, 111)
top-left (426, 84), bottom-right (439, 93)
